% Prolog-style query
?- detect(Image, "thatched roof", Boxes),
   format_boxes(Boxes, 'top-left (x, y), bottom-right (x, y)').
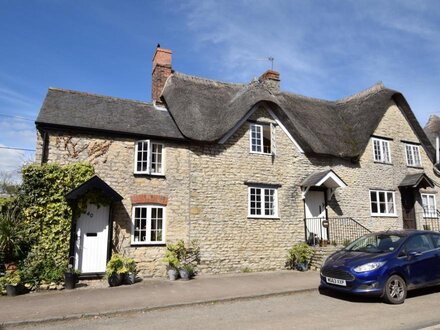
top-left (162, 72), bottom-right (434, 160)
top-left (424, 114), bottom-right (440, 146)
top-left (36, 72), bottom-right (435, 161)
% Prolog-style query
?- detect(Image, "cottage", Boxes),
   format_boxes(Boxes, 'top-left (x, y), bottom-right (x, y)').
top-left (35, 45), bottom-right (439, 277)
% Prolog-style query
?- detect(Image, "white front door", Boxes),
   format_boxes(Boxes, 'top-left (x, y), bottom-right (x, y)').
top-left (305, 191), bottom-right (328, 241)
top-left (74, 203), bottom-right (109, 273)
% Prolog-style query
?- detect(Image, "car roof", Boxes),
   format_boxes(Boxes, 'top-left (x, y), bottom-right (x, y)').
top-left (368, 229), bottom-right (438, 237)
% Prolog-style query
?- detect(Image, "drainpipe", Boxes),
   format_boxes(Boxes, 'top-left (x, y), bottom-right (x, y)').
top-left (436, 136), bottom-right (439, 165)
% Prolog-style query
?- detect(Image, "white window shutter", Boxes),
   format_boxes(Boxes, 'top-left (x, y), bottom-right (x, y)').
top-left (271, 123), bottom-right (276, 156)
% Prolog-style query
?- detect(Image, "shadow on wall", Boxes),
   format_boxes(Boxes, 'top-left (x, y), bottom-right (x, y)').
top-left (112, 202), bottom-right (131, 253)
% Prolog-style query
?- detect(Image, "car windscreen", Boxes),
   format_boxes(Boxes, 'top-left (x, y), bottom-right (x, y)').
top-left (344, 234), bottom-right (405, 253)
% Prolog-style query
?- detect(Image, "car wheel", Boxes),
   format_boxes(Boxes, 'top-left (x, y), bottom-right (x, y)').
top-left (383, 275), bottom-right (407, 304)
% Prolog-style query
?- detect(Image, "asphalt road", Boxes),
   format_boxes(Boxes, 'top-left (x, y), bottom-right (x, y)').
top-left (12, 287), bottom-right (440, 330)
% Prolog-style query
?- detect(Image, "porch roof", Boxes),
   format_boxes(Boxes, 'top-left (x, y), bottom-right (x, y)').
top-left (399, 173), bottom-right (435, 189)
top-left (66, 175), bottom-right (123, 202)
top-left (301, 169), bottom-right (347, 189)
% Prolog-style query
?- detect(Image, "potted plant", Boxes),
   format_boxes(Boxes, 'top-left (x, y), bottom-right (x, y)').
top-left (64, 264), bottom-right (80, 290)
top-left (1, 270), bottom-right (25, 296)
top-left (123, 257), bottom-right (137, 285)
top-left (287, 243), bottom-right (315, 271)
top-left (177, 240), bottom-right (199, 280)
top-left (163, 242), bottom-right (182, 280)
top-left (106, 254), bottom-right (125, 287)
top-left (178, 263), bottom-right (194, 281)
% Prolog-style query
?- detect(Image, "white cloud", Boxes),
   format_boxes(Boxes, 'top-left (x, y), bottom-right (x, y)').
top-left (173, 0), bottom-right (440, 121)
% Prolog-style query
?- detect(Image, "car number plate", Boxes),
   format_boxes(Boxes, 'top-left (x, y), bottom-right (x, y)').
top-left (326, 277), bottom-right (346, 286)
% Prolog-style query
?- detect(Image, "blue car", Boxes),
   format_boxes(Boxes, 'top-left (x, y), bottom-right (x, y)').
top-left (320, 230), bottom-right (440, 304)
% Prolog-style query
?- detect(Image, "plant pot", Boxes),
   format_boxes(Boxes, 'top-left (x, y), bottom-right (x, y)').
top-left (108, 273), bottom-right (123, 287)
top-left (124, 272), bottom-right (136, 285)
top-left (5, 284), bottom-right (24, 296)
top-left (295, 262), bottom-right (309, 272)
top-left (5, 263), bottom-right (17, 271)
top-left (167, 268), bottom-right (179, 281)
top-left (179, 268), bottom-right (190, 281)
top-left (64, 272), bottom-right (77, 290)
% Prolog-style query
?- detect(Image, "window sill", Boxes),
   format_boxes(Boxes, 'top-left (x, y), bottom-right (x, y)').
top-left (373, 161), bottom-right (393, 166)
top-left (248, 216), bottom-right (280, 220)
top-left (249, 151), bottom-right (272, 156)
top-left (131, 243), bottom-right (166, 247)
top-left (406, 165), bottom-right (423, 169)
top-left (134, 173), bottom-right (166, 178)
top-left (370, 214), bottom-right (398, 218)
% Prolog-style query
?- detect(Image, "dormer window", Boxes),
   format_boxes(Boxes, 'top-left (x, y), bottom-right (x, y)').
top-left (134, 140), bottom-right (164, 175)
top-left (405, 144), bottom-right (421, 167)
top-left (372, 138), bottom-right (391, 164)
top-left (250, 123), bottom-right (276, 155)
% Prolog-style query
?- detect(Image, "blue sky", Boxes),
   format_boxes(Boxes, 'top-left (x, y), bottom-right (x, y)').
top-left (1, 0), bottom-right (440, 179)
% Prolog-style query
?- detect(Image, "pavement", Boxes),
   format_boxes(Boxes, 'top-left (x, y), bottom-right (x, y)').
top-left (0, 270), bottom-right (320, 327)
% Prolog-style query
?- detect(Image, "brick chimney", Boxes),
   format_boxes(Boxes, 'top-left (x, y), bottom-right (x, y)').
top-left (258, 70), bottom-right (280, 93)
top-left (152, 44), bottom-right (172, 105)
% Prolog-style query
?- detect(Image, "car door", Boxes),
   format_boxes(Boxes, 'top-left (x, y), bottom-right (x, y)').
top-left (429, 233), bottom-right (440, 281)
top-left (401, 234), bottom-right (437, 287)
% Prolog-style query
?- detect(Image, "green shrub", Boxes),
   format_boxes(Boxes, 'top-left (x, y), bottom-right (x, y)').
top-left (106, 254), bottom-right (125, 277)
top-left (287, 243), bottom-right (315, 269)
top-left (0, 205), bottom-right (27, 262)
top-left (163, 240), bottom-right (200, 272)
top-left (123, 257), bottom-right (137, 274)
top-left (18, 162), bottom-right (94, 284)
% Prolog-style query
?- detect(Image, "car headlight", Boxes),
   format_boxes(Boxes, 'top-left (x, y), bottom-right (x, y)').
top-left (353, 262), bottom-right (385, 273)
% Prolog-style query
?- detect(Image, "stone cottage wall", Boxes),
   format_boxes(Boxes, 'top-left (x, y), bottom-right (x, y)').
top-left (35, 130), bottom-right (191, 277)
top-left (35, 99), bottom-right (439, 275)
top-left (185, 101), bottom-right (439, 273)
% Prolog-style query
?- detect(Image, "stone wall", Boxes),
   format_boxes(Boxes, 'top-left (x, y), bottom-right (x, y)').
top-left (36, 129), bottom-right (191, 277)
top-left (35, 99), bottom-right (439, 276)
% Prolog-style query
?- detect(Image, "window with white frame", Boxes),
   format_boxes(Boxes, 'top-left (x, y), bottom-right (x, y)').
top-left (134, 140), bottom-right (164, 175)
top-left (248, 186), bottom-right (278, 217)
top-left (132, 205), bottom-right (165, 244)
top-left (250, 123), bottom-right (275, 155)
top-left (405, 144), bottom-right (421, 167)
top-left (372, 138), bottom-right (391, 163)
top-left (422, 193), bottom-right (437, 217)
top-left (370, 190), bottom-right (396, 216)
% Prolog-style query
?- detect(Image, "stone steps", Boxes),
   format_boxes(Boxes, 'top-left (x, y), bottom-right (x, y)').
top-left (309, 245), bottom-right (341, 271)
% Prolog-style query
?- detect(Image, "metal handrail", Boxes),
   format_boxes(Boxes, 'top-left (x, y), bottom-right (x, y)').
top-left (304, 217), bottom-right (372, 246)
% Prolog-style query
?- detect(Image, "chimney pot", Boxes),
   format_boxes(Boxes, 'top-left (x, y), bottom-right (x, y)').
top-left (258, 70), bottom-right (280, 93)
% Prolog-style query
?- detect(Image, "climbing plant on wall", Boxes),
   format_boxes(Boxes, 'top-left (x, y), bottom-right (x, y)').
top-left (19, 162), bottom-right (94, 284)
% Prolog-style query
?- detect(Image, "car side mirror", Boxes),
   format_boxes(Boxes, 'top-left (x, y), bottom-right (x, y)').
top-left (408, 251), bottom-right (421, 260)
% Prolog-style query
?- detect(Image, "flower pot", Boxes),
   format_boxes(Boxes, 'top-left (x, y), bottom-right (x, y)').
top-left (124, 272), bottom-right (136, 285)
top-left (179, 268), bottom-right (190, 281)
top-left (5, 263), bottom-right (17, 271)
top-left (64, 272), bottom-right (77, 290)
top-left (108, 273), bottom-right (123, 287)
top-left (5, 284), bottom-right (24, 296)
top-left (295, 262), bottom-right (309, 272)
top-left (167, 268), bottom-right (179, 281)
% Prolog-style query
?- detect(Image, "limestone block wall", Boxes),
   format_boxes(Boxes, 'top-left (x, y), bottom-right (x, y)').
top-left (36, 130), bottom-right (190, 277)
top-left (35, 98), bottom-right (439, 276)
top-left (186, 102), bottom-right (439, 273)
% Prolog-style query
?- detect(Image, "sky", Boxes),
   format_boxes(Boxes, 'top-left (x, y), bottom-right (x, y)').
top-left (1, 0), bottom-right (440, 180)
